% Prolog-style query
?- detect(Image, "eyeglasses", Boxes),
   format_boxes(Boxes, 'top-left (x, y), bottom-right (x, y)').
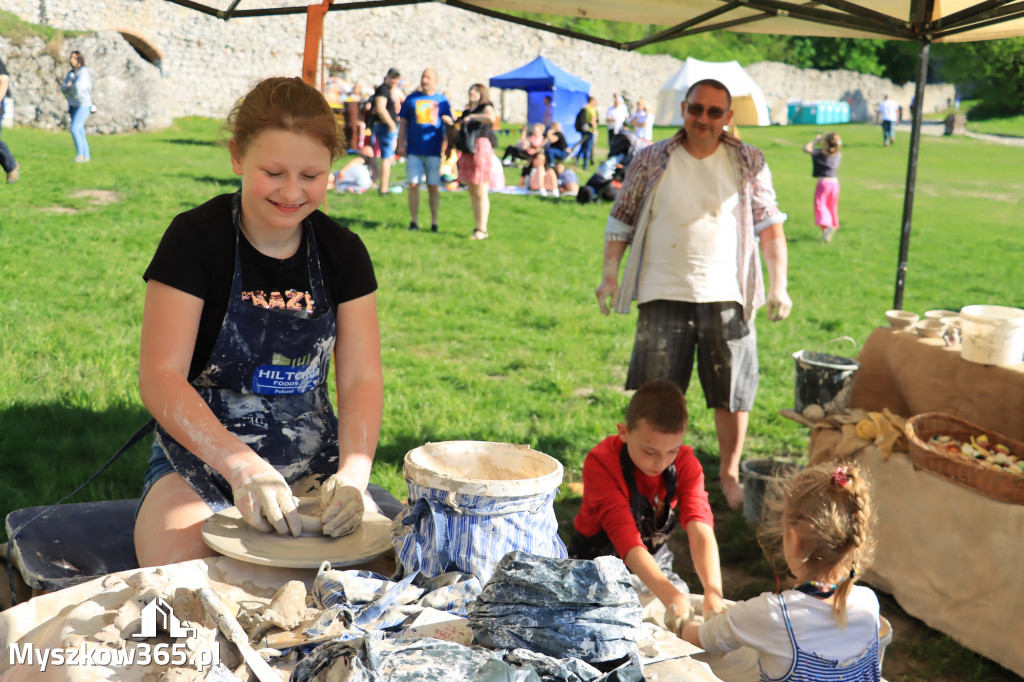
top-left (686, 103), bottom-right (727, 120)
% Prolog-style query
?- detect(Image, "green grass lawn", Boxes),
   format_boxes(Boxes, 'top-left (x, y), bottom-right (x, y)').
top-left (1, 118), bottom-right (1021, 678)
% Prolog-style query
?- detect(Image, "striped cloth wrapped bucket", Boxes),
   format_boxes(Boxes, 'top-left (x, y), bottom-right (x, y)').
top-left (392, 441), bottom-right (566, 585)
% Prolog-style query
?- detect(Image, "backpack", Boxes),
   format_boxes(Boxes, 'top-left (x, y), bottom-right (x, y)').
top-left (574, 107), bottom-right (589, 134)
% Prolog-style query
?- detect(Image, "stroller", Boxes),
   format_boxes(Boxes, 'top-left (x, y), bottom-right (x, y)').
top-left (576, 129), bottom-right (642, 205)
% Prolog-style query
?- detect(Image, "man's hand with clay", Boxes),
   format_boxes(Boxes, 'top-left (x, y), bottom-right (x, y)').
top-left (759, 224), bottom-right (793, 322)
top-left (228, 457), bottom-right (301, 536)
top-left (320, 473), bottom-right (364, 537)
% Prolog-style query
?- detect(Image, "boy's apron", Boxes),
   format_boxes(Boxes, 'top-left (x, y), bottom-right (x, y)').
top-left (570, 443), bottom-right (679, 559)
top-left (154, 194), bottom-right (339, 511)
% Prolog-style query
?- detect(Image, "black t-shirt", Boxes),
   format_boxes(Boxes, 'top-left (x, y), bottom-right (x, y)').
top-left (373, 83), bottom-right (398, 124)
top-left (549, 131), bottom-right (568, 152)
top-left (462, 103), bottom-right (497, 147)
top-left (812, 151), bottom-right (841, 178)
top-left (0, 58), bottom-right (12, 98)
top-left (144, 194), bottom-right (377, 380)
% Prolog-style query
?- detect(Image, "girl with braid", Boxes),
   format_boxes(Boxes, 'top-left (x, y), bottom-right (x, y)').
top-left (680, 463), bottom-right (881, 681)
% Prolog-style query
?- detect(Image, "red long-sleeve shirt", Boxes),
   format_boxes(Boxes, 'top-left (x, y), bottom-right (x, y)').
top-left (573, 434), bottom-right (714, 559)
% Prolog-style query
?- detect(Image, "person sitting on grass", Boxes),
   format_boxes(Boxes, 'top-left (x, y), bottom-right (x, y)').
top-left (544, 121), bottom-right (570, 167)
top-left (570, 380), bottom-right (726, 622)
top-left (519, 151), bottom-right (558, 197)
top-left (554, 161), bottom-right (579, 197)
top-left (502, 122), bottom-right (545, 166)
top-left (329, 145), bottom-right (378, 193)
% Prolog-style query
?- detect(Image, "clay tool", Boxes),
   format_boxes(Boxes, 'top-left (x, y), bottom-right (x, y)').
top-left (199, 587), bottom-right (284, 682)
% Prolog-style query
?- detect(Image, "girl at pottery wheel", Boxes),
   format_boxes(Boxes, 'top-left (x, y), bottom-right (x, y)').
top-left (134, 77), bottom-right (383, 567)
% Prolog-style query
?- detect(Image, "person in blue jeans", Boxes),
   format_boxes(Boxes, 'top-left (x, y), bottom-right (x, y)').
top-left (576, 96), bottom-right (597, 170)
top-left (0, 57), bottom-right (20, 183)
top-left (371, 68), bottom-right (401, 193)
top-left (544, 121), bottom-right (569, 167)
top-left (60, 51), bottom-right (93, 163)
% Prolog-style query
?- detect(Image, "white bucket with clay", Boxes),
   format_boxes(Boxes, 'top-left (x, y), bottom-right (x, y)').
top-left (959, 305), bottom-right (1024, 366)
top-left (394, 441), bottom-right (566, 583)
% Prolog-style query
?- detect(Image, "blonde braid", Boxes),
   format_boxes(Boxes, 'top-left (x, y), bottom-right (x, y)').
top-left (832, 466), bottom-right (874, 628)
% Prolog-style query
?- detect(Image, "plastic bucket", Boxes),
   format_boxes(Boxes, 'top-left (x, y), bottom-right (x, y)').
top-left (403, 440), bottom-right (563, 497)
top-left (959, 305), bottom-right (1024, 366)
top-left (740, 458), bottom-right (802, 527)
top-left (395, 441), bottom-right (566, 583)
top-left (793, 350), bottom-right (860, 414)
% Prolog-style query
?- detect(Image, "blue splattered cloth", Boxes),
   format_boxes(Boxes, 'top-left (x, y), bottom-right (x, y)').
top-left (289, 632), bottom-right (644, 682)
top-left (304, 568), bottom-right (483, 639)
top-left (467, 552), bottom-right (643, 666)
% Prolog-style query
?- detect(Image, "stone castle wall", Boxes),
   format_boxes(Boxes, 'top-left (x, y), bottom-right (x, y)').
top-left (2, 0), bottom-right (953, 133)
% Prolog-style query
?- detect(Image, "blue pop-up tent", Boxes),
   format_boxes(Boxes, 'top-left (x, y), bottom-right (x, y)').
top-left (489, 56), bottom-right (590, 148)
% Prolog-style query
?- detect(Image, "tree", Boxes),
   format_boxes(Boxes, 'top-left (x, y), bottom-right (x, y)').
top-left (936, 38), bottom-right (1024, 117)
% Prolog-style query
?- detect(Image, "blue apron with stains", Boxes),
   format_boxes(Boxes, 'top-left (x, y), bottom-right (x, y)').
top-left (154, 194), bottom-right (339, 511)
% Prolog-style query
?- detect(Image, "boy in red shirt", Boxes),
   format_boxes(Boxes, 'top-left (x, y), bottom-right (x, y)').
top-left (571, 380), bottom-right (725, 620)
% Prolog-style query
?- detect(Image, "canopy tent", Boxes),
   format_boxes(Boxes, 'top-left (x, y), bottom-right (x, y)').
top-left (489, 56), bottom-right (591, 147)
top-left (165, 0), bottom-right (1024, 308)
top-left (655, 57), bottom-right (770, 127)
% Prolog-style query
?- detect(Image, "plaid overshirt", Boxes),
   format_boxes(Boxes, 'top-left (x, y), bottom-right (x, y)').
top-left (605, 129), bottom-right (787, 320)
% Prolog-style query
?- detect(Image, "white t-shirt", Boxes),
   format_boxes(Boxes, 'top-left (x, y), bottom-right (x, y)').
top-left (637, 144), bottom-right (741, 306)
top-left (878, 99), bottom-right (900, 122)
top-left (606, 103), bottom-right (628, 134)
top-left (699, 587), bottom-right (881, 680)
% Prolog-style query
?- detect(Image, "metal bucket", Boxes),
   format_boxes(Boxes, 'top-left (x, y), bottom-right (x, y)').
top-left (793, 345), bottom-right (860, 415)
top-left (740, 458), bottom-right (802, 527)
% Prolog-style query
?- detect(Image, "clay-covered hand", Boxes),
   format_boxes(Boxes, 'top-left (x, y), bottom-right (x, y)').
top-left (702, 593), bottom-right (727, 620)
top-left (766, 288), bottom-right (793, 322)
top-left (595, 278), bottom-right (620, 315)
top-left (664, 599), bottom-right (693, 637)
top-left (320, 474), bottom-right (364, 538)
top-left (228, 458), bottom-right (301, 536)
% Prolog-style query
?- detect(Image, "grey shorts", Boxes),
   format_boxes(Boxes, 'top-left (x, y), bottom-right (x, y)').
top-left (626, 300), bottom-right (758, 411)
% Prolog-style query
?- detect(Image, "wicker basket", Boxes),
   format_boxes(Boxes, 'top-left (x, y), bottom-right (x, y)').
top-left (904, 412), bottom-right (1024, 504)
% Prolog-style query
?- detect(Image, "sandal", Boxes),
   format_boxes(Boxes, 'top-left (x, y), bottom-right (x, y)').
top-left (470, 229), bottom-right (489, 240)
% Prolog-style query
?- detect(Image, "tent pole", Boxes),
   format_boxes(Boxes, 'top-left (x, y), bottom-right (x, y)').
top-left (893, 38), bottom-right (931, 310)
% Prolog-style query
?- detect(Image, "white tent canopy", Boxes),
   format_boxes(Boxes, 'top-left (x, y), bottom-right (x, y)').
top-left (655, 57), bottom-right (770, 127)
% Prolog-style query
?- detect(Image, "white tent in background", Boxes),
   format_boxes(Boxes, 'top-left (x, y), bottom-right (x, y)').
top-left (655, 57), bottom-right (770, 127)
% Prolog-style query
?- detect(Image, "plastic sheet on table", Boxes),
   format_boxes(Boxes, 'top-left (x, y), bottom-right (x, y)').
top-left (468, 552), bottom-right (643, 665)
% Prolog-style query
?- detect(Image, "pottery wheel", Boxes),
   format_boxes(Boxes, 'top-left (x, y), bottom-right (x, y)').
top-left (201, 503), bottom-right (395, 568)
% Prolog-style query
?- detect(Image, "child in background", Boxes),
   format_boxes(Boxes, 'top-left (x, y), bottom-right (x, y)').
top-left (682, 464), bottom-right (881, 681)
top-left (439, 146), bottom-right (459, 190)
top-left (804, 132), bottom-right (842, 242)
top-left (554, 162), bottom-right (579, 196)
top-left (570, 381), bottom-right (725, 620)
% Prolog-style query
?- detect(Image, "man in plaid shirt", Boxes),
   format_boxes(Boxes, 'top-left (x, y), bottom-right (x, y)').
top-left (595, 79), bottom-right (793, 510)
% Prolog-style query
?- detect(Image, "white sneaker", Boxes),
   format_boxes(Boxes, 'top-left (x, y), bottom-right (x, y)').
top-left (538, 189), bottom-right (548, 197)
top-left (551, 190), bottom-right (559, 198)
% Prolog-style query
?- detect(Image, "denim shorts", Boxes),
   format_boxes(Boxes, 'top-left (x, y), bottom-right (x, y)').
top-left (406, 155), bottom-right (441, 186)
top-left (135, 442), bottom-right (177, 519)
top-left (373, 124), bottom-right (398, 159)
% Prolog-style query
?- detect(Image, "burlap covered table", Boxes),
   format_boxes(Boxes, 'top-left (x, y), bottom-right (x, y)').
top-left (850, 327), bottom-right (1024, 441)
top-left (817, 327), bottom-right (1024, 676)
